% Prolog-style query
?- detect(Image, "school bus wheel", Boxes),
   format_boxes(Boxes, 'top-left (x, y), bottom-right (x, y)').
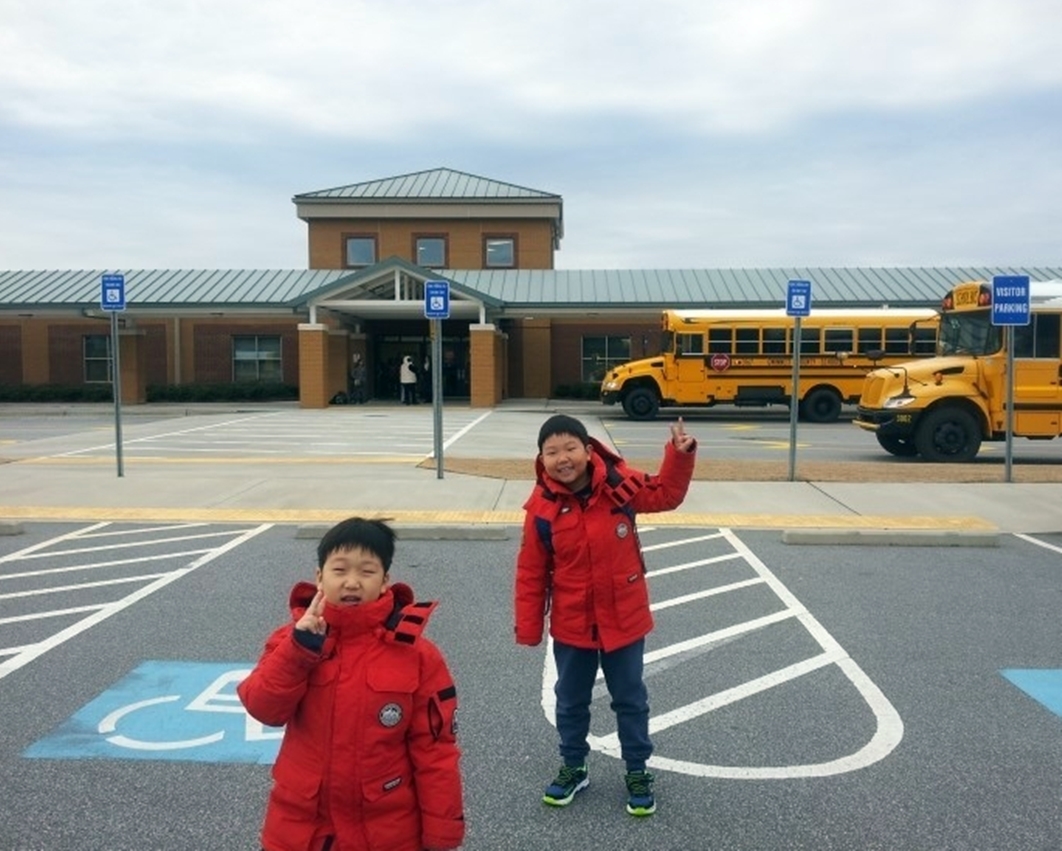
top-left (913, 405), bottom-right (982, 463)
top-left (622, 387), bottom-right (660, 420)
top-left (876, 433), bottom-right (919, 457)
top-left (798, 387), bottom-right (843, 423)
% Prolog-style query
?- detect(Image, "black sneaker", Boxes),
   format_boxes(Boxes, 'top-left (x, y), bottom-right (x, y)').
top-left (624, 769), bottom-right (656, 816)
top-left (542, 764), bottom-right (589, 807)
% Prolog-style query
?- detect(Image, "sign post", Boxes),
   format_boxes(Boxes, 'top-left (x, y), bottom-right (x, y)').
top-left (991, 275), bottom-right (1031, 483)
top-left (424, 280), bottom-right (450, 479)
top-left (100, 273), bottom-right (127, 478)
top-left (786, 280), bottom-right (812, 482)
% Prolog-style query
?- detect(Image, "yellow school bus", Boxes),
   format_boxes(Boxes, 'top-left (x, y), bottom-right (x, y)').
top-left (854, 279), bottom-right (1062, 461)
top-left (600, 307), bottom-right (939, 421)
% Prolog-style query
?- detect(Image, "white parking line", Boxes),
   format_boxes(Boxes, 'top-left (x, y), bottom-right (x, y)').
top-left (0, 522), bottom-right (271, 681)
top-left (540, 527), bottom-right (904, 780)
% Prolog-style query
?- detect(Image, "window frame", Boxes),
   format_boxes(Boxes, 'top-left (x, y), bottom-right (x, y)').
top-left (581, 335), bottom-right (631, 383)
top-left (483, 234), bottom-right (517, 269)
top-left (232, 335), bottom-right (283, 383)
top-left (84, 334), bottom-right (113, 384)
top-left (343, 234), bottom-right (378, 268)
top-left (413, 234), bottom-right (448, 268)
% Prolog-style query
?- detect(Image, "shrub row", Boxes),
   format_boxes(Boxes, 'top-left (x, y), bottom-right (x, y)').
top-left (553, 382), bottom-right (601, 399)
top-left (0, 382), bottom-right (298, 403)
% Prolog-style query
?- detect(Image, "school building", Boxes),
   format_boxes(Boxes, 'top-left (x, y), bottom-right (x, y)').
top-left (1, 167), bottom-right (1059, 407)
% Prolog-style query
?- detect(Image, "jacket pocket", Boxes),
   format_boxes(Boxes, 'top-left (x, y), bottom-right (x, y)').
top-left (613, 570), bottom-right (650, 624)
top-left (361, 768), bottom-right (420, 848)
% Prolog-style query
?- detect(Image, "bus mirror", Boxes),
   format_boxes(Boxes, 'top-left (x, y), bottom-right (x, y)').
top-left (866, 349), bottom-right (884, 363)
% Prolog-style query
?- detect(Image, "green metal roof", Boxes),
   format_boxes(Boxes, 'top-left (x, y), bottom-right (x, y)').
top-left (293, 168), bottom-right (561, 202)
top-left (2, 263), bottom-right (1060, 312)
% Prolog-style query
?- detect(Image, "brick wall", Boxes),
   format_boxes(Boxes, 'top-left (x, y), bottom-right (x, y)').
top-left (307, 218), bottom-right (555, 270)
top-left (0, 324), bottom-right (22, 386)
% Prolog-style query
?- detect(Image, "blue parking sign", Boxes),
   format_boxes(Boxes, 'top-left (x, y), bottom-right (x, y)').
top-left (424, 280), bottom-right (450, 319)
top-left (991, 275), bottom-right (1030, 326)
top-left (786, 280), bottom-right (812, 317)
top-left (101, 273), bottom-right (126, 311)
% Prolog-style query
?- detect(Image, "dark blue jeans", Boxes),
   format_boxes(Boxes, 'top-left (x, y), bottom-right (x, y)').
top-left (552, 638), bottom-right (651, 770)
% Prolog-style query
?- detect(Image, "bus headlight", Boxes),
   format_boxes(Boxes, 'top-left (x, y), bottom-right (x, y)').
top-left (883, 395), bottom-right (917, 409)
top-left (602, 380), bottom-right (619, 391)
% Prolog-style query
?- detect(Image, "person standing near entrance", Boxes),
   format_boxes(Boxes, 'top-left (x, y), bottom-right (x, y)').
top-left (400, 355), bottom-right (418, 404)
top-left (348, 353), bottom-right (367, 404)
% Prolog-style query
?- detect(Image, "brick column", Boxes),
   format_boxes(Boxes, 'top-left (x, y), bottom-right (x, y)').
top-left (118, 328), bottom-right (147, 404)
top-left (521, 318), bottom-right (553, 398)
top-left (469, 323), bottom-right (501, 408)
top-left (298, 323), bottom-right (330, 409)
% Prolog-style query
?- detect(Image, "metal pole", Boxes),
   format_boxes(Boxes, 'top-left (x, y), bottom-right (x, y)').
top-left (432, 319), bottom-right (444, 479)
top-left (1005, 329), bottom-right (1014, 483)
top-left (111, 310), bottom-right (124, 478)
top-left (788, 316), bottom-right (801, 482)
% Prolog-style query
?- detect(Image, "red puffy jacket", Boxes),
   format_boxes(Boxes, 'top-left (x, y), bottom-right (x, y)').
top-left (238, 582), bottom-right (464, 851)
top-left (514, 436), bottom-right (696, 652)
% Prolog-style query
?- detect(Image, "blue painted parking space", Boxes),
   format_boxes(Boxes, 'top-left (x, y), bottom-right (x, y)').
top-left (24, 660), bottom-right (281, 763)
top-left (1001, 668), bottom-right (1062, 718)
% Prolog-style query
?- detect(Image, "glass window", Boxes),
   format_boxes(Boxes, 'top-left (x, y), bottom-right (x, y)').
top-left (233, 335), bottom-right (282, 382)
top-left (735, 328), bottom-right (759, 355)
top-left (707, 328), bottom-right (731, 353)
top-left (857, 327), bottom-right (882, 354)
top-left (84, 334), bottom-right (112, 383)
top-left (912, 325), bottom-right (937, 355)
top-left (824, 328), bottom-right (854, 353)
top-left (676, 333), bottom-right (704, 355)
top-left (484, 237), bottom-right (515, 268)
top-left (416, 236), bottom-right (447, 267)
top-left (799, 327), bottom-right (821, 355)
top-left (345, 236), bottom-right (376, 267)
top-left (582, 335), bottom-right (631, 383)
top-left (1015, 314), bottom-right (1061, 358)
top-left (883, 327), bottom-right (910, 355)
top-left (763, 328), bottom-right (786, 354)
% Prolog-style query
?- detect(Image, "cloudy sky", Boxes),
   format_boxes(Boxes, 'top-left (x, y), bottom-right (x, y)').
top-left (1, 0), bottom-right (1059, 272)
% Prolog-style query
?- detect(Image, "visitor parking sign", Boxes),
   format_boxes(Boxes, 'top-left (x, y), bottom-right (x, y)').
top-left (991, 275), bottom-right (1031, 326)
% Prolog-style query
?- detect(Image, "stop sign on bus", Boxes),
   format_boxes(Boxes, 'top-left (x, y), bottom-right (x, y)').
top-left (710, 353), bottom-right (731, 372)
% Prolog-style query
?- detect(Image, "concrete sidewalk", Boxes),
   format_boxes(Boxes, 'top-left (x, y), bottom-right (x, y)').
top-left (0, 400), bottom-right (1060, 539)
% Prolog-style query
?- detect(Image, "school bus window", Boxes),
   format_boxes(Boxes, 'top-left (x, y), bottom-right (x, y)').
top-left (677, 333), bottom-right (704, 355)
top-left (857, 327), bottom-right (881, 354)
top-left (707, 329), bottom-right (731, 353)
top-left (764, 327), bottom-right (786, 354)
top-left (799, 327), bottom-right (821, 355)
top-left (884, 327), bottom-right (910, 355)
top-left (912, 326), bottom-right (937, 355)
top-left (824, 328), bottom-right (854, 352)
top-left (735, 328), bottom-right (759, 354)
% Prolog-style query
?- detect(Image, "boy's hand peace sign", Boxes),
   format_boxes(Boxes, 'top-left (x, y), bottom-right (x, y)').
top-left (670, 417), bottom-right (696, 453)
top-left (295, 590), bottom-right (328, 635)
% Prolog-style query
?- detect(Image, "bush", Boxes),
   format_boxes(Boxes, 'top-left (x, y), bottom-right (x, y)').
top-left (0, 384), bottom-right (115, 402)
top-left (146, 382), bottom-right (299, 402)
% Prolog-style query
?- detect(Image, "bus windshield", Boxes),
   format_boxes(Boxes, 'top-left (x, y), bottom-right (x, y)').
top-left (938, 313), bottom-right (1002, 356)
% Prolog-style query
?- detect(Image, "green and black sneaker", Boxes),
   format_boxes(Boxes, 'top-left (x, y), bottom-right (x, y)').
top-left (542, 764), bottom-right (589, 807)
top-left (624, 769), bottom-right (656, 816)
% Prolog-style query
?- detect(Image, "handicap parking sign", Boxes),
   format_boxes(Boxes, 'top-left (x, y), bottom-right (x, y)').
top-left (24, 661), bottom-right (283, 764)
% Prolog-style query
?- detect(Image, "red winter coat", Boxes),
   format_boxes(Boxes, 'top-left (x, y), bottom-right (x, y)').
top-left (238, 582), bottom-right (464, 851)
top-left (514, 436), bottom-right (696, 652)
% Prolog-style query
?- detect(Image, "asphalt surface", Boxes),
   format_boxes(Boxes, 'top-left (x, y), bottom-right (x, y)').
top-left (0, 399), bottom-right (1060, 537)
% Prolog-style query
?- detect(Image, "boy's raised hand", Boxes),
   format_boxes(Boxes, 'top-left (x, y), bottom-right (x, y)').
top-left (295, 589), bottom-right (328, 635)
top-left (670, 417), bottom-right (696, 453)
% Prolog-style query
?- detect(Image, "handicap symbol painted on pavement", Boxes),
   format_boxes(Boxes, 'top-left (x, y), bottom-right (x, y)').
top-left (1001, 669), bottom-right (1062, 718)
top-left (23, 661), bottom-right (282, 764)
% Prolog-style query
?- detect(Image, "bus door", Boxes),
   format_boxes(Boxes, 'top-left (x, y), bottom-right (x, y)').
top-left (1011, 314), bottom-right (1062, 436)
top-left (674, 330), bottom-right (707, 402)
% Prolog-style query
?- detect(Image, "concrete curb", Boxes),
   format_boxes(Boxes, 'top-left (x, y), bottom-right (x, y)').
top-left (781, 528), bottom-right (1000, 546)
top-left (295, 523), bottom-right (514, 541)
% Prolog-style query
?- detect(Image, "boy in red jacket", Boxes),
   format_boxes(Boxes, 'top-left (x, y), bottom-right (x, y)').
top-left (514, 414), bottom-right (696, 817)
top-left (239, 517), bottom-right (464, 851)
